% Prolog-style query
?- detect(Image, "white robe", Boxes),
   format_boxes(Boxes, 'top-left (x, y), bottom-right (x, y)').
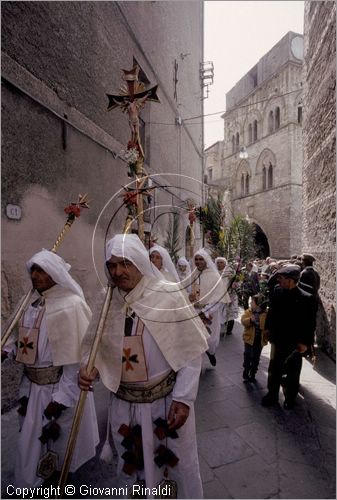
top-left (8, 303), bottom-right (99, 488)
top-left (110, 318), bottom-right (203, 499)
top-left (191, 268), bottom-right (226, 355)
top-left (218, 272), bottom-right (237, 325)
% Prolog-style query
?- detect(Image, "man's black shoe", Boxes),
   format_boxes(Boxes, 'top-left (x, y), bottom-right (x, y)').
top-left (261, 394), bottom-right (278, 407)
top-left (283, 400), bottom-right (295, 410)
top-left (206, 352), bottom-right (217, 366)
top-left (242, 370), bottom-right (249, 382)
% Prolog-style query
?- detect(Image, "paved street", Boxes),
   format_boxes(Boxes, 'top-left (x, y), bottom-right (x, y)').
top-left (2, 318), bottom-right (336, 499)
top-left (196, 320), bottom-right (336, 499)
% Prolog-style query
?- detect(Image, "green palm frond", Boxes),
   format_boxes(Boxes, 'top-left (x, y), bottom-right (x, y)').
top-left (196, 195), bottom-right (257, 262)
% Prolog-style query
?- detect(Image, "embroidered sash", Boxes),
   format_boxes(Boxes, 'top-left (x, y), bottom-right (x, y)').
top-left (116, 370), bottom-right (176, 403)
top-left (24, 365), bottom-right (63, 385)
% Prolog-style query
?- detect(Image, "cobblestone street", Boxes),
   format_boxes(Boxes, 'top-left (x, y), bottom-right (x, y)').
top-left (2, 318), bottom-right (335, 499)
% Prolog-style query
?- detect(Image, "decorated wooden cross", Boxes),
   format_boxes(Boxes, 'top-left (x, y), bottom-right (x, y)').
top-left (57, 65), bottom-right (160, 497)
top-left (107, 64), bottom-right (160, 242)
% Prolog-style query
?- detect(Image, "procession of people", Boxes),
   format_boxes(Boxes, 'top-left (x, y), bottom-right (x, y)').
top-left (0, 58), bottom-right (322, 499)
top-left (1, 237), bottom-right (321, 498)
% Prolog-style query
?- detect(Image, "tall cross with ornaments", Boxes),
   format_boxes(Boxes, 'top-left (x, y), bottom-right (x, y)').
top-left (107, 65), bottom-right (160, 242)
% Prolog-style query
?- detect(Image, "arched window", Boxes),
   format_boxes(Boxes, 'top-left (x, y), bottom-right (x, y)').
top-left (275, 107), bottom-right (280, 129)
top-left (232, 135), bottom-right (235, 154)
top-left (245, 174), bottom-right (250, 195)
top-left (268, 163), bottom-right (273, 188)
top-left (236, 132), bottom-right (240, 152)
top-left (241, 174), bottom-right (245, 196)
top-left (253, 120), bottom-right (258, 141)
top-left (268, 110), bottom-right (274, 133)
top-left (297, 106), bottom-right (303, 124)
top-left (248, 124), bottom-right (252, 144)
top-left (262, 166), bottom-right (266, 190)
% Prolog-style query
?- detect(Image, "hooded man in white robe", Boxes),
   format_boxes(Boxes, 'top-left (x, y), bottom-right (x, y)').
top-left (215, 257), bottom-right (235, 336)
top-left (79, 234), bottom-right (209, 499)
top-left (149, 244), bottom-right (180, 283)
top-left (3, 249), bottom-right (99, 488)
top-left (189, 249), bottom-right (227, 367)
top-left (176, 257), bottom-right (193, 295)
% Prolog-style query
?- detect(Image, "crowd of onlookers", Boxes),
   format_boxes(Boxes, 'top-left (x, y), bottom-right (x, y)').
top-left (213, 252), bottom-right (320, 409)
top-left (224, 253), bottom-right (320, 312)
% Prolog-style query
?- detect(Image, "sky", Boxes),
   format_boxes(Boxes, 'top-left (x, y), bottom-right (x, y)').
top-left (203, 1), bottom-right (305, 148)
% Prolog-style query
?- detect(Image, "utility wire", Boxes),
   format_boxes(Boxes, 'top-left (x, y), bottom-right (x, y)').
top-left (141, 87), bottom-right (302, 127)
top-left (184, 87), bottom-right (303, 121)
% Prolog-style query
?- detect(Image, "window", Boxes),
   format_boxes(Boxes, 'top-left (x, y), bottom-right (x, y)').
top-left (236, 132), bottom-right (240, 152)
top-left (249, 65), bottom-right (258, 88)
top-left (241, 174), bottom-right (245, 196)
top-left (245, 174), bottom-right (250, 195)
top-left (262, 166), bottom-right (266, 190)
top-left (275, 107), bottom-right (280, 130)
top-left (268, 163), bottom-right (273, 188)
top-left (208, 168), bottom-right (213, 182)
top-left (298, 106), bottom-right (302, 124)
top-left (253, 120), bottom-right (258, 141)
top-left (268, 111), bottom-right (274, 133)
top-left (248, 124), bottom-right (252, 144)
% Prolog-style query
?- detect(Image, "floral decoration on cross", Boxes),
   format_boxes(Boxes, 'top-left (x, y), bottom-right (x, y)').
top-left (64, 193), bottom-right (90, 221)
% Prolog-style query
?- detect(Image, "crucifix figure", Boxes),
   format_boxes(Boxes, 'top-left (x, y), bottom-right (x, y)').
top-left (126, 94), bottom-right (149, 158)
top-left (107, 64), bottom-right (160, 159)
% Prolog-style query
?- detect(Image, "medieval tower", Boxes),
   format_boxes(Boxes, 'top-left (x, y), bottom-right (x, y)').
top-left (206, 32), bottom-right (304, 258)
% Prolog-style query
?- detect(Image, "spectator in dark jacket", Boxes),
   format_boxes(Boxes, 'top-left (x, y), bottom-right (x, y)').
top-left (261, 264), bottom-right (316, 410)
top-left (300, 253), bottom-right (320, 297)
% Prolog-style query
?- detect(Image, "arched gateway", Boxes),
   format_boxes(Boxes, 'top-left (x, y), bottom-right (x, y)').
top-left (253, 223), bottom-right (270, 258)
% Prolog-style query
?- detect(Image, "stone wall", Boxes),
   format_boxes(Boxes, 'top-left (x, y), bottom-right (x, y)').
top-left (1, 1), bottom-right (203, 410)
top-left (303, 1), bottom-right (336, 359)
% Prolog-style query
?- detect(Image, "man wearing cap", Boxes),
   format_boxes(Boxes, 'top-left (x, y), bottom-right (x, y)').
top-left (2, 250), bottom-right (99, 487)
top-left (261, 264), bottom-right (316, 409)
top-left (79, 234), bottom-right (209, 498)
top-left (300, 253), bottom-right (320, 297)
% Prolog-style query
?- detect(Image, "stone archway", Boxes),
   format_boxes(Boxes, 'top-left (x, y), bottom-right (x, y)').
top-left (253, 223), bottom-right (270, 258)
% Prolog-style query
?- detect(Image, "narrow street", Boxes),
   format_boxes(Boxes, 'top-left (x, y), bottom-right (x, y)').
top-left (2, 318), bottom-right (335, 499)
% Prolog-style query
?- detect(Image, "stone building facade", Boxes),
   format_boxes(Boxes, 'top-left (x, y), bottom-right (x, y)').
top-left (1, 1), bottom-right (203, 308)
top-left (1, 1), bottom-right (203, 410)
top-left (208, 32), bottom-right (304, 258)
top-left (204, 140), bottom-right (224, 184)
top-left (302, 1), bottom-right (336, 358)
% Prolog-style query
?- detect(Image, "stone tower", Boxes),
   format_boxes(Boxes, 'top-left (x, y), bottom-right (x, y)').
top-left (210, 32), bottom-right (304, 258)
